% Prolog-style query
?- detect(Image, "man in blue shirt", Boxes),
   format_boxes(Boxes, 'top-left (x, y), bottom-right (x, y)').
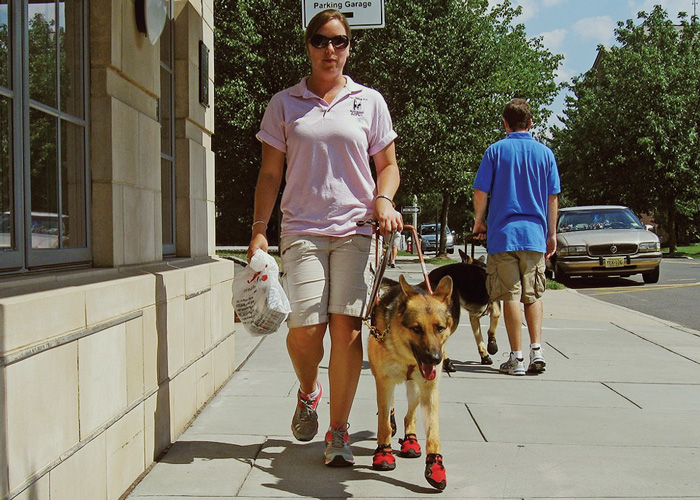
top-left (472, 99), bottom-right (560, 375)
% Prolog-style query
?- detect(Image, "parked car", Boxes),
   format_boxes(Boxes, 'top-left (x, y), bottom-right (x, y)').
top-left (0, 211), bottom-right (68, 249)
top-left (419, 223), bottom-right (455, 254)
top-left (546, 205), bottom-right (662, 284)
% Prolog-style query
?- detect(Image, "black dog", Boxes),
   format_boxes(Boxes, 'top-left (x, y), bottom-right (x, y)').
top-left (426, 261), bottom-right (500, 370)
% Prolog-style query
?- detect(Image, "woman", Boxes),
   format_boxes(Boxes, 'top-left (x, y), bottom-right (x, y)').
top-left (247, 9), bottom-right (402, 467)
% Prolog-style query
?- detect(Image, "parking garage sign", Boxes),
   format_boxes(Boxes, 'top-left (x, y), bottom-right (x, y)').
top-left (302, 1), bottom-right (385, 29)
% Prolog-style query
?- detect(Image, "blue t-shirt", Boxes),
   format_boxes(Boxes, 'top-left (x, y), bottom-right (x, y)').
top-left (473, 132), bottom-right (560, 254)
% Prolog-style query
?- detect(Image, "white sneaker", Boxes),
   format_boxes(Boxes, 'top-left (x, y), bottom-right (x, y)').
top-left (499, 352), bottom-right (525, 376)
top-left (528, 347), bottom-right (546, 373)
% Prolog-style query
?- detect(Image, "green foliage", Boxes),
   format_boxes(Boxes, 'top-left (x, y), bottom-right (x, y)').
top-left (214, 0), bottom-right (308, 244)
top-left (551, 6), bottom-right (700, 251)
top-left (350, 0), bottom-right (561, 253)
top-left (663, 243), bottom-right (700, 258)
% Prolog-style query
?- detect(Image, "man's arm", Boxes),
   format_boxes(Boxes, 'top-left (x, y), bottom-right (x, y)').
top-left (545, 194), bottom-right (559, 259)
top-left (472, 189), bottom-right (489, 239)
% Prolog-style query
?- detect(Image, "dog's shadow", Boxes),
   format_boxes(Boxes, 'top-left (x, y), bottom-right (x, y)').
top-left (160, 434), bottom-right (441, 498)
top-left (444, 358), bottom-right (500, 375)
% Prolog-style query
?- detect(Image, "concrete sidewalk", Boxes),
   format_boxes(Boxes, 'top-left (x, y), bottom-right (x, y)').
top-left (126, 258), bottom-right (700, 499)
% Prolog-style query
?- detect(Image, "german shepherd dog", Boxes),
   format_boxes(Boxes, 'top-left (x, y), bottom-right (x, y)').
top-left (437, 250), bottom-right (501, 371)
top-left (368, 274), bottom-right (454, 491)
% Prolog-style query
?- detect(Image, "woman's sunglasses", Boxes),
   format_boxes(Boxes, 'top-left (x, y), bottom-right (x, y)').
top-left (309, 34), bottom-right (350, 50)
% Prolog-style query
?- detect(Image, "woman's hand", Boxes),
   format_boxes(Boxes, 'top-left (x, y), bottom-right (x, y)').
top-left (247, 232), bottom-right (269, 262)
top-left (374, 197), bottom-right (403, 236)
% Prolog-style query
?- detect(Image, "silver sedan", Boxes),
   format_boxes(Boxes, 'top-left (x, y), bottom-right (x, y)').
top-left (546, 205), bottom-right (662, 284)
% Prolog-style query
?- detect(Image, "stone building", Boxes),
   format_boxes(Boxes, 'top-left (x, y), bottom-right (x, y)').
top-left (0, 2), bottom-right (237, 499)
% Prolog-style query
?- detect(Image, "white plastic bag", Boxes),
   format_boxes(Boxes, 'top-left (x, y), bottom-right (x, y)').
top-left (233, 250), bottom-right (291, 335)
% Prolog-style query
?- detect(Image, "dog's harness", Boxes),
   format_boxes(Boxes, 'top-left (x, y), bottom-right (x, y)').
top-left (357, 220), bottom-right (432, 342)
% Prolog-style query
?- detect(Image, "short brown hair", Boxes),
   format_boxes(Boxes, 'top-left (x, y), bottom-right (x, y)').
top-left (503, 99), bottom-right (532, 131)
top-left (305, 9), bottom-right (351, 45)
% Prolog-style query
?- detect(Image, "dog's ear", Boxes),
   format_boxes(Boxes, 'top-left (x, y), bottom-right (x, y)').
top-left (459, 248), bottom-right (475, 265)
top-left (432, 275), bottom-right (453, 303)
top-left (458, 248), bottom-right (467, 262)
top-left (399, 274), bottom-right (418, 298)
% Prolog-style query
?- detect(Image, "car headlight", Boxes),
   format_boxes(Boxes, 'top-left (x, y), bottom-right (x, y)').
top-left (559, 245), bottom-right (587, 256)
top-left (639, 241), bottom-right (660, 252)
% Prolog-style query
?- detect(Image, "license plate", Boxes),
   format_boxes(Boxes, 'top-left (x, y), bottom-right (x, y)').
top-left (604, 257), bottom-right (625, 268)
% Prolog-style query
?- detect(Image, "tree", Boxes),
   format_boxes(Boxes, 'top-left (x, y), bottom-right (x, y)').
top-left (551, 6), bottom-right (700, 252)
top-left (350, 0), bottom-right (561, 256)
top-left (213, 0), bottom-right (307, 244)
top-left (1, 21), bottom-right (9, 217)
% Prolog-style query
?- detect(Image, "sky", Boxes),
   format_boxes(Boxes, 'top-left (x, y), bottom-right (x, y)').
top-left (486, 0), bottom-right (699, 128)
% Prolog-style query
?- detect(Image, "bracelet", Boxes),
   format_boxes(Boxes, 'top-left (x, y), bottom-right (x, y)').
top-left (375, 194), bottom-right (395, 207)
top-left (251, 220), bottom-right (267, 230)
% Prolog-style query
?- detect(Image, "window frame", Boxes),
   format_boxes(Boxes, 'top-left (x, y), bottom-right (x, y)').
top-left (0, 0), bottom-right (90, 274)
top-left (160, 1), bottom-right (175, 257)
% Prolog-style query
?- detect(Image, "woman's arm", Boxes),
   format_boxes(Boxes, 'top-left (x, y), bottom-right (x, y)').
top-left (372, 141), bottom-right (403, 236)
top-left (247, 142), bottom-right (285, 261)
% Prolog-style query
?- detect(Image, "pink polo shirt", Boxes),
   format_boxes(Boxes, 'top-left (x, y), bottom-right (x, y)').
top-left (256, 76), bottom-right (397, 237)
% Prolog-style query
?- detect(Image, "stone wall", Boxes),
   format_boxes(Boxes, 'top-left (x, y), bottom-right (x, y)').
top-left (0, 1), bottom-right (230, 499)
top-left (0, 258), bottom-right (236, 500)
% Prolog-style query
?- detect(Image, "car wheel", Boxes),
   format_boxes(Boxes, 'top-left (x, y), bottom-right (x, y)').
top-left (554, 263), bottom-right (570, 285)
top-left (447, 248), bottom-right (454, 254)
top-left (642, 266), bottom-right (660, 284)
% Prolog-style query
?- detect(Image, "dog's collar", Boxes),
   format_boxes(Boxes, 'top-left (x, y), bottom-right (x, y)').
top-left (365, 320), bottom-right (389, 342)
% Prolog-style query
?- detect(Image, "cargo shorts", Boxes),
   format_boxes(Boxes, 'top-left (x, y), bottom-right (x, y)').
top-left (486, 251), bottom-right (546, 304)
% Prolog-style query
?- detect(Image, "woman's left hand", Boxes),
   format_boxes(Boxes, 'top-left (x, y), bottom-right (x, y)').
top-left (374, 197), bottom-right (403, 236)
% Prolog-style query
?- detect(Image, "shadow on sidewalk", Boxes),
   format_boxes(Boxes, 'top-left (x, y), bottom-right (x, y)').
top-left (160, 436), bottom-right (443, 498)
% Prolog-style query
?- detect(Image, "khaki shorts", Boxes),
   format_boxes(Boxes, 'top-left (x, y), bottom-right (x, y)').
top-left (280, 234), bottom-right (375, 328)
top-left (486, 251), bottom-right (546, 304)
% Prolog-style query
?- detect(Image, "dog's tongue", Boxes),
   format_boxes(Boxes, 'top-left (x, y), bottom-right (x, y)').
top-left (421, 363), bottom-right (437, 381)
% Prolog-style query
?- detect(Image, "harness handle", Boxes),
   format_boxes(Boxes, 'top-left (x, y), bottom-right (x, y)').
top-left (356, 220), bottom-right (433, 324)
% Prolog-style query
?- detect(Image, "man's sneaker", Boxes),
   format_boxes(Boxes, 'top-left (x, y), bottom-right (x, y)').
top-left (291, 383), bottom-right (322, 442)
top-left (324, 422), bottom-right (354, 467)
top-left (528, 346), bottom-right (546, 373)
top-left (499, 352), bottom-right (526, 376)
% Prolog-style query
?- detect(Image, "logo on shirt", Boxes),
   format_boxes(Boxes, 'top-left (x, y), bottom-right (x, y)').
top-left (350, 98), bottom-right (365, 117)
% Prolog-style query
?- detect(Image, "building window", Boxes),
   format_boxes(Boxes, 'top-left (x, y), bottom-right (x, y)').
top-left (160, 1), bottom-right (175, 256)
top-left (0, 0), bottom-right (89, 273)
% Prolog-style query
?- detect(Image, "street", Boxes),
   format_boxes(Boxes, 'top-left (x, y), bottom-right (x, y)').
top-left (569, 258), bottom-right (700, 333)
top-left (451, 246), bottom-right (700, 332)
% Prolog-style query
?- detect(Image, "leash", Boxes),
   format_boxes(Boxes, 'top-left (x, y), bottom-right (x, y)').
top-left (464, 232), bottom-right (493, 318)
top-left (357, 220), bottom-right (432, 342)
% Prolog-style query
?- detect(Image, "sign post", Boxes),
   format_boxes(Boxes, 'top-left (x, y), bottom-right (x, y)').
top-left (401, 202), bottom-right (420, 253)
top-left (301, 1), bottom-right (385, 29)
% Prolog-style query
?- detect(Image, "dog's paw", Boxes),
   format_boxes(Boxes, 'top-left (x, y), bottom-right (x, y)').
top-left (372, 445), bottom-right (396, 471)
top-left (487, 336), bottom-right (498, 355)
top-left (425, 453), bottom-right (446, 490)
top-left (398, 434), bottom-right (421, 458)
top-left (480, 354), bottom-right (493, 365)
